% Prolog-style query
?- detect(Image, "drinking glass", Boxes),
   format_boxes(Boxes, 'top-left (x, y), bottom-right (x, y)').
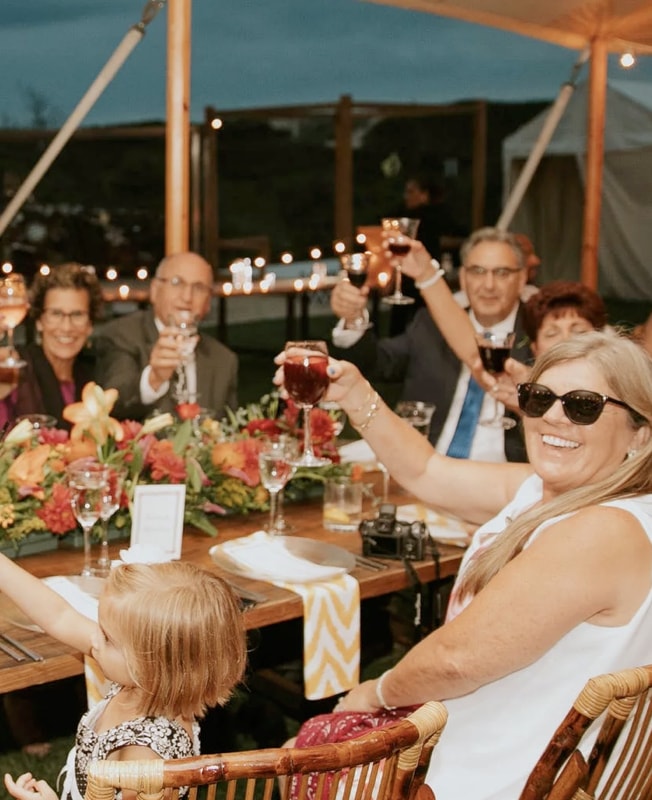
top-left (476, 331), bottom-right (516, 429)
top-left (395, 401), bottom-right (436, 438)
top-left (283, 340), bottom-right (331, 467)
top-left (381, 217), bottom-right (420, 306)
top-left (339, 252), bottom-right (372, 331)
top-left (267, 435), bottom-right (300, 535)
top-left (67, 463), bottom-right (109, 577)
top-left (258, 443), bottom-right (297, 535)
top-left (96, 468), bottom-right (127, 577)
top-left (169, 311), bottom-right (199, 403)
top-left (0, 275), bottom-right (29, 368)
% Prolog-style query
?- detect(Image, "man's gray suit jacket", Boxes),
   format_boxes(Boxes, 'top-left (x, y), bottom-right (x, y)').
top-left (95, 308), bottom-right (238, 421)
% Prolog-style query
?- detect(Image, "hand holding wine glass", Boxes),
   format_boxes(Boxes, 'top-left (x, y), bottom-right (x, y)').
top-left (338, 253), bottom-right (372, 331)
top-left (476, 331), bottom-right (516, 429)
top-left (0, 274), bottom-right (29, 368)
top-left (381, 217), bottom-right (420, 306)
top-left (283, 340), bottom-right (331, 467)
top-left (168, 310), bottom-right (199, 403)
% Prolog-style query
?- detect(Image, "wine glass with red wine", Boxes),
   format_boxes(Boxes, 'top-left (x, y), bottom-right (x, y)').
top-left (476, 330), bottom-right (516, 430)
top-left (381, 217), bottom-right (420, 306)
top-left (283, 340), bottom-right (331, 467)
top-left (339, 252), bottom-right (372, 331)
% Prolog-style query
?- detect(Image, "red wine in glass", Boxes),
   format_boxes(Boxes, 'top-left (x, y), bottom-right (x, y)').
top-left (387, 242), bottom-right (411, 257)
top-left (475, 331), bottom-right (516, 429)
top-left (284, 355), bottom-right (329, 406)
top-left (478, 346), bottom-right (511, 376)
top-left (284, 341), bottom-right (331, 467)
top-left (348, 271), bottom-right (367, 289)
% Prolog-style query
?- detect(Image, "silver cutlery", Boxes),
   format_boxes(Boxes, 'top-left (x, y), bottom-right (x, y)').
top-left (354, 555), bottom-right (389, 572)
top-left (0, 633), bottom-right (43, 662)
top-left (0, 639), bottom-right (25, 662)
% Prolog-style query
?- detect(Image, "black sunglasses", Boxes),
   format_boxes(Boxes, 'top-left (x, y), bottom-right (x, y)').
top-left (517, 382), bottom-right (643, 426)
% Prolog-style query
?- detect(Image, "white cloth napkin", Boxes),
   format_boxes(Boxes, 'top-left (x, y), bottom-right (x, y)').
top-left (220, 531), bottom-right (348, 583)
top-left (396, 504), bottom-right (471, 546)
top-left (42, 576), bottom-right (99, 621)
top-left (338, 439), bottom-right (378, 464)
top-left (118, 544), bottom-right (172, 564)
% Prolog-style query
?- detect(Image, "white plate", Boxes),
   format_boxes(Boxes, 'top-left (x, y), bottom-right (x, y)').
top-left (210, 535), bottom-right (356, 584)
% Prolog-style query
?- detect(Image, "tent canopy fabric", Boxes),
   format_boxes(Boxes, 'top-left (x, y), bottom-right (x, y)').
top-left (366, 0), bottom-right (652, 54)
top-left (503, 79), bottom-right (652, 301)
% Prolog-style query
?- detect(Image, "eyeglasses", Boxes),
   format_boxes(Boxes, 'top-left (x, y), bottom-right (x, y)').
top-left (517, 382), bottom-right (643, 426)
top-left (464, 265), bottom-right (524, 280)
top-left (155, 275), bottom-right (212, 297)
top-left (42, 309), bottom-right (90, 327)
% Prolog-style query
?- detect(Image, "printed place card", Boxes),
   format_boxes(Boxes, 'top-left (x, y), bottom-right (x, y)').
top-left (130, 484), bottom-right (186, 559)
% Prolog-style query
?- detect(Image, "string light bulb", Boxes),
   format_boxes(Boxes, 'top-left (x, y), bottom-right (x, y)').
top-left (620, 52), bottom-right (635, 68)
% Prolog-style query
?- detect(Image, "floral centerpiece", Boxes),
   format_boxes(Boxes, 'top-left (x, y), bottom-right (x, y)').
top-left (0, 384), bottom-right (351, 548)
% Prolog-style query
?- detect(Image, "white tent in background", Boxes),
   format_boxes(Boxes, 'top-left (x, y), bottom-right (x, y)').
top-left (502, 79), bottom-right (652, 301)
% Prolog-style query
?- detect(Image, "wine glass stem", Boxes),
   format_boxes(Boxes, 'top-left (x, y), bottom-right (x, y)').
top-left (302, 405), bottom-right (315, 459)
top-left (81, 524), bottom-right (93, 577)
top-left (393, 263), bottom-right (403, 298)
top-left (6, 328), bottom-right (16, 359)
top-left (277, 488), bottom-right (286, 528)
top-left (268, 490), bottom-right (279, 534)
top-left (98, 518), bottom-right (110, 573)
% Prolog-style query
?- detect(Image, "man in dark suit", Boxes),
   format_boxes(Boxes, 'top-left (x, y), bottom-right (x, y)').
top-left (96, 251), bottom-right (238, 420)
top-left (330, 228), bottom-right (531, 462)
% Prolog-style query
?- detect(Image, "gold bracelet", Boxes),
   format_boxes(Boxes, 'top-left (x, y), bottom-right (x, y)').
top-left (353, 391), bottom-right (380, 432)
top-left (348, 382), bottom-right (374, 415)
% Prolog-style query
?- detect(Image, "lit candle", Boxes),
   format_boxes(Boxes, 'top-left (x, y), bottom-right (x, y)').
top-left (118, 284), bottom-right (130, 299)
top-left (308, 273), bottom-right (321, 290)
top-left (243, 281), bottom-right (253, 294)
top-left (294, 278), bottom-right (304, 291)
top-left (378, 271), bottom-right (390, 288)
top-left (222, 282), bottom-right (233, 296)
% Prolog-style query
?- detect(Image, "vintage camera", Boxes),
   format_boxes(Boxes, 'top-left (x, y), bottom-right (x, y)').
top-left (359, 503), bottom-right (427, 561)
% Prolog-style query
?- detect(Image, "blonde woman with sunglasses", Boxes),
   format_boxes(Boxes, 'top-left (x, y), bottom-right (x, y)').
top-left (275, 328), bottom-right (652, 800)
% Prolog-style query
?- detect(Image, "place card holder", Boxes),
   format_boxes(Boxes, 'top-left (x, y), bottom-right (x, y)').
top-left (130, 484), bottom-right (186, 559)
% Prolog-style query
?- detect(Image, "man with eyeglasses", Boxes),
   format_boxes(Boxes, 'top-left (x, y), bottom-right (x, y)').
top-left (330, 227), bottom-right (531, 462)
top-left (96, 252), bottom-right (238, 420)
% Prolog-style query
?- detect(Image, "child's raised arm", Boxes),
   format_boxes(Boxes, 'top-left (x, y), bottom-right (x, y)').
top-left (0, 553), bottom-right (95, 654)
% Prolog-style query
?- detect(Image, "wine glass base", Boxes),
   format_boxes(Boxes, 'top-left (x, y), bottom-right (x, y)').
top-left (291, 454), bottom-right (332, 468)
top-left (266, 517), bottom-right (295, 535)
top-left (381, 295), bottom-right (415, 306)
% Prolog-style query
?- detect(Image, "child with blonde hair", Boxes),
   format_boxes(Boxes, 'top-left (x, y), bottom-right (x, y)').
top-left (1, 558), bottom-right (247, 800)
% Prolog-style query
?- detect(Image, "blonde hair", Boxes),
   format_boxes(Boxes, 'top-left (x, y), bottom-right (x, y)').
top-left (457, 329), bottom-right (652, 598)
top-left (101, 562), bottom-right (246, 720)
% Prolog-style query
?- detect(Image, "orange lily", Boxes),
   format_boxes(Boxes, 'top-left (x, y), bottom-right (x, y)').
top-left (63, 382), bottom-right (124, 445)
top-left (8, 444), bottom-right (52, 490)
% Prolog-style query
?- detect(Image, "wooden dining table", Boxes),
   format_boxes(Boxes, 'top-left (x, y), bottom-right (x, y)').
top-left (0, 487), bottom-right (465, 694)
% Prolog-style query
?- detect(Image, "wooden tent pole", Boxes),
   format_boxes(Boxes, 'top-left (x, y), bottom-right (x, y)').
top-left (334, 94), bottom-right (354, 249)
top-left (165, 0), bottom-right (191, 255)
top-left (581, 37), bottom-right (607, 289)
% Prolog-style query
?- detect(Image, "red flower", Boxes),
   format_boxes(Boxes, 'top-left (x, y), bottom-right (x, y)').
top-left (245, 418), bottom-right (282, 437)
top-left (117, 420), bottom-right (143, 448)
top-left (146, 440), bottom-right (187, 483)
top-left (36, 484), bottom-right (77, 535)
top-left (176, 402), bottom-right (202, 421)
top-left (282, 400), bottom-right (301, 429)
top-left (38, 428), bottom-right (69, 446)
top-left (308, 407), bottom-right (335, 445)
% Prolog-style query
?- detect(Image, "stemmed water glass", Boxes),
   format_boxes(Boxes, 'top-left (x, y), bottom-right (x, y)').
top-left (96, 468), bottom-right (127, 577)
top-left (258, 442), bottom-right (297, 535)
top-left (283, 340), bottom-right (331, 467)
top-left (476, 331), bottom-right (516, 429)
top-left (67, 463), bottom-right (109, 577)
top-left (169, 311), bottom-right (199, 403)
top-left (0, 274), bottom-right (29, 368)
top-left (339, 252), bottom-right (373, 331)
top-left (266, 435), bottom-right (300, 534)
top-left (381, 217), bottom-right (420, 306)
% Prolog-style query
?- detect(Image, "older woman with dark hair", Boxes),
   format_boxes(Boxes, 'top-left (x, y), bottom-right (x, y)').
top-left (523, 279), bottom-right (608, 355)
top-left (0, 262), bottom-right (103, 429)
